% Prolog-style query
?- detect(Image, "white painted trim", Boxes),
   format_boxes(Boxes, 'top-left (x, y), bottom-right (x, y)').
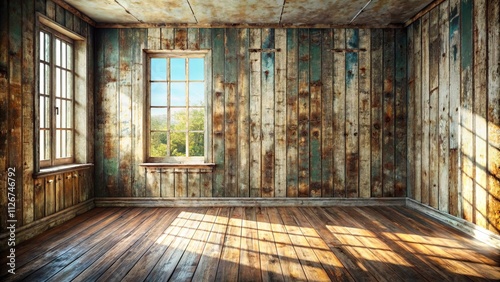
top-left (406, 198), bottom-right (500, 250)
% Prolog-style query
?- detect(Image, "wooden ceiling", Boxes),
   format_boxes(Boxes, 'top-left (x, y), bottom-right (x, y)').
top-left (62, 0), bottom-right (435, 28)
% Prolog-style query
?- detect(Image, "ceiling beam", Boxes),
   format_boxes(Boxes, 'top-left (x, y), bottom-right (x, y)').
top-left (95, 22), bottom-right (404, 29)
top-left (404, 0), bottom-right (446, 27)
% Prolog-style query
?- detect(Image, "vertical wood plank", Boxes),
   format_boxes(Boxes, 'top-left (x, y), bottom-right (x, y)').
top-left (187, 28), bottom-right (200, 50)
top-left (22, 0), bottom-right (35, 225)
top-left (0, 0), bottom-right (9, 230)
top-left (261, 28), bottom-right (275, 197)
top-left (309, 29), bottom-right (322, 197)
top-left (224, 28), bottom-right (238, 197)
top-left (55, 174), bottom-right (63, 212)
top-left (439, 0), bottom-right (451, 212)
top-left (249, 29), bottom-right (262, 197)
top-left (286, 29), bottom-right (299, 197)
top-left (345, 29), bottom-right (360, 198)
top-left (187, 169), bottom-right (201, 197)
top-left (370, 29), bottom-right (383, 198)
top-left (132, 28), bottom-right (147, 197)
top-left (449, 0), bottom-right (461, 217)
top-left (382, 29), bottom-right (395, 197)
top-left (34, 179), bottom-right (45, 220)
top-left (45, 176), bottom-right (56, 216)
top-left (161, 28), bottom-right (174, 50)
top-left (46, 0), bottom-right (55, 20)
top-left (237, 29), bottom-right (250, 197)
top-left (65, 9), bottom-right (73, 31)
top-left (161, 168), bottom-right (175, 197)
top-left (175, 169), bottom-right (188, 197)
top-left (429, 8), bottom-right (440, 208)
top-left (64, 172), bottom-right (73, 208)
top-left (274, 28), bottom-right (287, 198)
top-left (460, 0), bottom-right (474, 222)
top-left (55, 3), bottom-right (65, 25)
top-left (147, 28), bottom-right (161, 50)
top-left (72, 172), bottom-right (80, 204)
top-left (146, 168), bottom-right (161, 197)
top-left (473, 0), bottom-right (488, 228)
top-left (94, 29), bottom-right (105, 196)
top-left (9, 0), bottom-right (23, 224)
top-left (413, 20), bottom-right (423, 203)
top-left (359, 29), bottom-right (371, 198)
top-left (407, 25), bottom-right (415, 199)
top-left (200, 28), bottom-right (213, 171)
top-left (421, 13), bottom-right (431, 205)
top-left (78, 170), bottom-right (88, 202)
top-left (321, 29), bottom-right (334, 198)
top-left (487, 0), bottom-right (500, 234)
top-left (200, 170), bottom-right (213, 197)
top-left (174, 28), bottom-right (188, 50)
top-left (394, 29), bottom-right (407, 197)
top-left (212, 28), bottom-right (225, 197)
top-left (298, 28), bottom-right (310, 197)
top-left (119, 29), bottom-right (133, 197)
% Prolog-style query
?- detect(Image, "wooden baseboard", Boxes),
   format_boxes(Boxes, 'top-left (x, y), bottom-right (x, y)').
top-left (406, 198), bottom-right (500, 249)
top-left (0, 199), bottom-right (95, 252)
top-left (94, 197), bottom-right (407, 207)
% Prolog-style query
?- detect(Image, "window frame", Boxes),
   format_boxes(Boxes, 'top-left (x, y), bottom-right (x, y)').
top-left (145, 50), bottom-right (210, 164)
top-left (38, 25), bottom-right (75, 168)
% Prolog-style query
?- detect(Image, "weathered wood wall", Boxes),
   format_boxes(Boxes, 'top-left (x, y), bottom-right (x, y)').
top-left (407, 0), bottom-right (500, 234)
top-left (0, 0), bottom-right (94, 232)
top-left (95, 27), bottom-right (408, 198)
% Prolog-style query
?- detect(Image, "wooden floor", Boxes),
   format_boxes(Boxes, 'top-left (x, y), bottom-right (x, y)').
top-left (1, 206), bottom-right (499, 281)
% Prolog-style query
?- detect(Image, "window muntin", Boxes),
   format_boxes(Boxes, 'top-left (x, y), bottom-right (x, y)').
top-left (39, 28), bottom-right (74, 167)
top-left (148, 54), bottom-right (206, 162)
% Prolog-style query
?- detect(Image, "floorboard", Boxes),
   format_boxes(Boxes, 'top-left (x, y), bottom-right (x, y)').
top-left (2, 206), bottom-right (499, 281)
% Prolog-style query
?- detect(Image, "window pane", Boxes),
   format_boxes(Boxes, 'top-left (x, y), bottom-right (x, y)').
top-left (67, 71), bottom-right (73, 99)
top-left (151, 82), bottom-right (167, 106)
top-left (40, 32), bottom-right (45, 61)
top-left (39, 96), bottom-right (45, 128)
top-left (170, 132), bottom-right (186, 157)
top-left (66, 100), bottom-right (72, 128)
top-left (61, 130), bottom-right (66, 157)
top-left (151, 108), bottom-right (167, 130)
top-left (67, 44), bottom-right (72, 70)
top-left (45, 65), bottom-right (50, 94)
top-left (61, 41), bottom-right (67, 68)
top-left (56, 39), bottom-right (61, 66)
top-left (61, 100), bottom-right (66, 128)
top-left (170, 58), bottom-right (185, 80)
top-left (56, 68), bottom-right (61, 97)
top-left (170, 82), bottom-right (186, 106)
top-left (189, 82), bottom-right (204, 106)
top-left (62, 69), bottom-right (67, 98)
top-left (40, 131), bottom-right (46, 160)
top-left (56, 130), bottom-right (61, 158)
top-left (189, 132), bottom-right (204, 156)
top-left (44, 96), bottom-right (50, 128)
top-left (189, 58), bottom-right (204, 80)
top-left (44, 33), bottom-right (50, 62)
top-left (189, 108), bottom-right (204, 131)
top-left (170, 108), bottom-right (187, 131)
top-left (39, 63), bottom-right (45, 94)
top-left (151, 58), bottom-right (167, 81)
top-left (56, 99), bottom-right (61, 128)
top-left (150, 132), bottom-right (167, 157)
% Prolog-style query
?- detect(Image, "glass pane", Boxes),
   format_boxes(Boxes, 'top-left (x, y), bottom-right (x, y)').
top-left (39, 96), bottom-right (45, 127)
top-left (170, 82), bottom-right (186, 106)
top-left (170, 108), bottom-right (187, 131)
top-left (45, 65), bottom-right (50, 94)
top-left (170, 132), bottom-right (186, 157)
top-left (61, 130), bottom-right (66, 157)
top-left (44, 130), bottom-right (50, 160)
top-left (61, 41), bottom-right (67, 68)
top-left (56, 68), bottom-right (61, 97)
top-left (39, 63), bottom-right (45, 94)
top-left (189, 132), bottom-right (204, 156)
top-left (67, 71), bottom-right (73, 99)
top-left (44, 96), bottom-right (50, 128)
top-left (40, 32), bottom-right (45, 61)
top-left (61, 100), bottom-right (66, 128)
top-left (45, 33), bottom-right (50, 63)
top-left (189, 58), bottom-right (204, 80)
top-left (56, 130), bottom-right (61, 158)
top-left (67, 44), bottom-right (72, 70)
top-left (66, 100), bottom-right (72, 128)
top-left (61, 69), bottom-right (67, 98)
top-left (170, 58), bottom-right (185, 80)
top-left (56, 39), bottom-right (61, 66)
top-left (66, 130), bottom-right (73, 157)
top-left (150, 82), bottom-right (167, 106)
top-left (189, 108), bottom-right (204, 131)
top-left (40, 131), bottom-right (45, 160)
top-left (189, 82), bottom-right (204, 106)
top-left (151, 58), bottom-right (167, 81)
top-left (150, 108), bottom-right (167, 130)
top-left (150, 132), bottom-right (167, 157)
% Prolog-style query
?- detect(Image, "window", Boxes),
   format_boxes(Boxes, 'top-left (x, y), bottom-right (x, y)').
top-left (147, 52), bottom-right (208, 163)
top-left (39, 27), bottom-right (74, 167)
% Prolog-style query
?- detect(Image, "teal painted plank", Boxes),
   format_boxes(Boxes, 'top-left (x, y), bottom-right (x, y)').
top-left (55, 2), bottom-right (65, 25)
top-left (309, 28), bottom-right (322, 197)
top-left (394, 28), bottom-right (408, 198)
top-left (261, 28), bottom-right (275, 197)
top-left (321, 29), bottom-right (334, 198)
top-left (237, 29), bottom-right (250, 197)
top-left (212, 28), bottom-right (225, 197)
top-left (224, 28), bottom-right (238, 197)
top-left (345, 28), bottom-right (359, 198)
top-left (382, 29), bottom-right (395, 197)
top-left (94, 29), bottom-right (105, 197)
top-left (333, 28), bottom-right (346, 198)
top-left (286, 29), bottom-right (299, 197)
top-left (298, 29), bottom-right (310, 197)
top-left (406, 25), bottom-right (415, 199)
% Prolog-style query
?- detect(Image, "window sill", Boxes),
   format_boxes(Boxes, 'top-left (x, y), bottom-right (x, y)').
top-left (34, 163), bottom-right (94, 179)
top-left (140, 163), bottom-right (216, 170)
